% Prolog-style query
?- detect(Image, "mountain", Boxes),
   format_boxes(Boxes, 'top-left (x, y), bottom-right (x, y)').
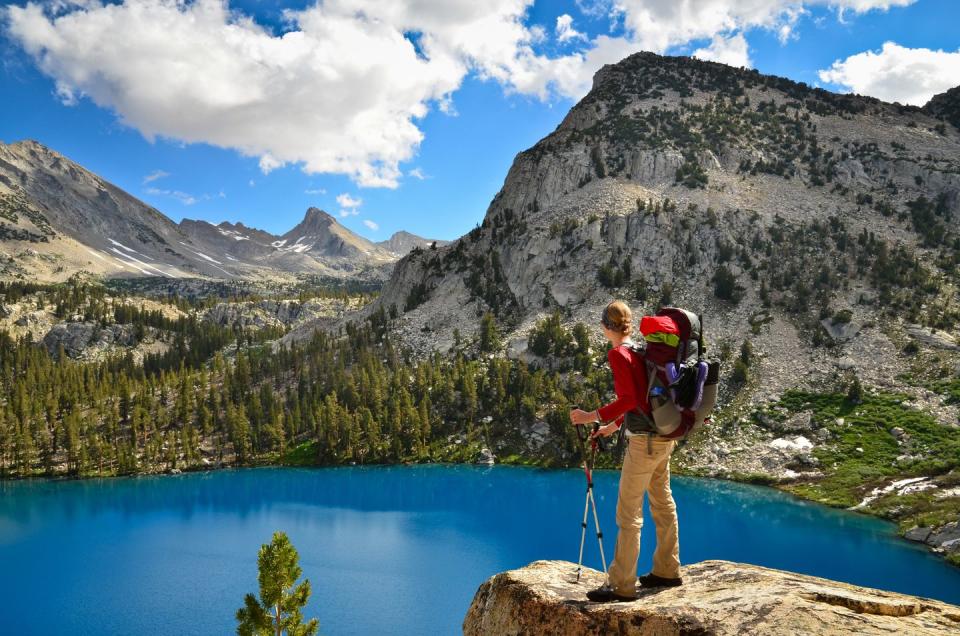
top-left (176, 211), bottom-right (397, 279)
top-left (376, 230), bottom-right (450, 256)
top-left (278, 207), bottom-right (394, 263)
top-left (375, 52), bottom-right (960, 362)
top-left (358, 52), bottom-right (960, 487)
top-left (0, 139), bottom-right (225, 280)
top-left (0, 139), bottom-right (439, 283)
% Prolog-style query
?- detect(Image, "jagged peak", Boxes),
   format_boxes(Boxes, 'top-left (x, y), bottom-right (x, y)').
top-left (281, 207), bottom-right (346, 243)
top-left (302, 207), bottom-right (335, 225)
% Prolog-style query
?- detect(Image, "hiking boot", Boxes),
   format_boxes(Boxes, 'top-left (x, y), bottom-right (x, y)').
top-left (638, 573), bottom-right (683, 588)
top-left (586, 584), bottom-right (636, 602)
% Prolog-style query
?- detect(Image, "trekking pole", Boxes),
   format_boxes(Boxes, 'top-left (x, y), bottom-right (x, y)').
top-left (575, 420), bottom-right (608, 582)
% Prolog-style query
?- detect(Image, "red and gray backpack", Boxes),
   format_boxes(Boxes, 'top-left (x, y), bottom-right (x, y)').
top-left (624, 307), bottom-right (720, 440)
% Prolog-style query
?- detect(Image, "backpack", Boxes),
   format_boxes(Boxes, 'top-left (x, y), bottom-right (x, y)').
top-left (623, 307), bottom-right (720, 440)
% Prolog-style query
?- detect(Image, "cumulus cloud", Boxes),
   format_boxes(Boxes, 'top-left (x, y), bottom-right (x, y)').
top-left (336, 193), bottom-right (362, 209)
top-left (362, 219), bottom-right (379, 231)
top-left (336, 192), bottom-right (361, 217)
top-left (5, 0), bottom-right (552, 188)
top-left (818, 42), bottom-right (960, 106)
top-left (545, 0), bottom-right (916, 95)
top-left (4, 0), bottom-right (919, 186)
top-left (692, 33), bottom-right (751, 68)
top-left (609, 0), bottom-right (912, 53)
top-left (556, 14), bottom-right (586, 43)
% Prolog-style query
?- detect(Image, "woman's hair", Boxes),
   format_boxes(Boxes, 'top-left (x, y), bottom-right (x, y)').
top-left (601, 300), bottom-right (632, 335)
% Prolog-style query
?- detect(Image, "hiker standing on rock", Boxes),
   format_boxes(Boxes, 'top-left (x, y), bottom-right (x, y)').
top-left (569, 300), bottom-right (682, 602)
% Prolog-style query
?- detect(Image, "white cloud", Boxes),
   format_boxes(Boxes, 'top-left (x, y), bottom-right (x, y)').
top-left (692, 33), bottom-right (751, 68)
top-left (4, 0), bottom-right (563, 188)
top-left (143, 169), bottom-right (169, 183)
top-left (556, 14), bottom-right (586, 43)
top-left (4, 0), bottom-right (919, 187)
top-left (338, 210), bottom-right (350, 218)
top-left (336, 193), bottom-right (362, 209)
top-left (819, 42), bottom-right (960, 105)
top-left (539, 0), bottom-right (917, 97)
top-left (305, 188), bottom-right (326, 195)
top-left (362, 219), bottom-right (379, 231)
top-left (258, 154), bottom-right (283, 176)
top-left (610, 1), bottom-right (913, 54)
top-left (408, 167), bottom-right (428, 180)
top-left (248, 179), bottom-right (255, 187)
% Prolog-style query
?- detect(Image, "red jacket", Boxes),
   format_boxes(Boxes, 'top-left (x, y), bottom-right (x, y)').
top-left (597, 343), bottom-right (649, 428)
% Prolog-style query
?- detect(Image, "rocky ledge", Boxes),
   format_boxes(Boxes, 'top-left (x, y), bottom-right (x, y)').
top-left (463, 560), bottom-right (960, 635)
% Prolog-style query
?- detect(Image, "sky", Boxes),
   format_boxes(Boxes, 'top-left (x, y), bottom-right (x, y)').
top-left (1, 0), bottom-right (959, 242)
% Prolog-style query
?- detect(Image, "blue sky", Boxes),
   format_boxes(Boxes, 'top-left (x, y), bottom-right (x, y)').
top-left (1, 0), bottom-right (958, 242)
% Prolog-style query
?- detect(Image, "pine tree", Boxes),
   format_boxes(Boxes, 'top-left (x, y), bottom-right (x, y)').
top-left (478, 312), bottom-right (500, 353)
top-left (236, 532), bottom-right (319, 636)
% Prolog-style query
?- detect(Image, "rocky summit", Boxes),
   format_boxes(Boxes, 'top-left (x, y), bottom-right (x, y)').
top-left (463, 560), bottom-right (960, 635)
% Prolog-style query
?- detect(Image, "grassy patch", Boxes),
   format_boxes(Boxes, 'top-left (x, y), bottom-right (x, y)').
top-left (282, 442), bottom-right (319, 466)
top-left (776, 389), bottom-right (960, 513)
top-left (498, 454), bottom-right (545, 467)
top-left (928, 378), bottom-right (960, 404)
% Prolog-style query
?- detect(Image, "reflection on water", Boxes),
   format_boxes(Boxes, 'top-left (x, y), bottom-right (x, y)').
top-left (0, 466), bottom-right (958, 635)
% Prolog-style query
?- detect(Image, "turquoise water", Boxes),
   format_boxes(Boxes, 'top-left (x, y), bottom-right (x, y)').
top-left (1, 465), bottom-right (958, 634)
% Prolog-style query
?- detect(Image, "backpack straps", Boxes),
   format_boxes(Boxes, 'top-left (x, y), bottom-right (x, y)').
top-left (698, 313), bottom-right (705, 360)
top-left (644, 358), bottom-right (657, 413)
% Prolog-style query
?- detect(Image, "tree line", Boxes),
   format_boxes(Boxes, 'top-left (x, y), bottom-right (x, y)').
top-left (0, 295), bottom-right (615, 478)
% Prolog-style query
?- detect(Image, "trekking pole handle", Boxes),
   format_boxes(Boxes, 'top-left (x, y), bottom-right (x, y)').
top-left (590, 421), bottom-right (607, 452)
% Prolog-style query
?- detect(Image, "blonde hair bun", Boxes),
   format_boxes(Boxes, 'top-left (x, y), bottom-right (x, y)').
top-left (603, 300), bottom-right (633, 335)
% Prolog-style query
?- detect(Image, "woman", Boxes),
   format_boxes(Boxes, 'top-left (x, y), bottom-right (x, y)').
top-left (569, 300), bottom-right (682, 602)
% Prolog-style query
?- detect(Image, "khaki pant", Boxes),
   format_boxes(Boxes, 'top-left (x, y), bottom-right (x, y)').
top-left (607, 435), bottom-right (680, 597)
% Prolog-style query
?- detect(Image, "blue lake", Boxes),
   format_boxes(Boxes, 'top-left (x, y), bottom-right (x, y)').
top-left (1, 465), bottom-right (958, 635)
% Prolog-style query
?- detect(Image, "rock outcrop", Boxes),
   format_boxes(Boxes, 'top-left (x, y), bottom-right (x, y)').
top-left (924, 85), bottom-right (960, 131)
top-left (463, 560), bottom-right (960, 635)
top-left (42, 322), bottom-right (133, 357)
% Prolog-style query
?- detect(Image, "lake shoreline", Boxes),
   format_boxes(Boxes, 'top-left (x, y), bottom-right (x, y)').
top-left (3, 455), bottom-right (956, 570)
top-left (5, 464), bottom-right (960, 634)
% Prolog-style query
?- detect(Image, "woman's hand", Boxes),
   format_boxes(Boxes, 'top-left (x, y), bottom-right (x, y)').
top-left (592, 423), bottom-right (618, 438)
top-left (569, 408), bottom-right (598, 426)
